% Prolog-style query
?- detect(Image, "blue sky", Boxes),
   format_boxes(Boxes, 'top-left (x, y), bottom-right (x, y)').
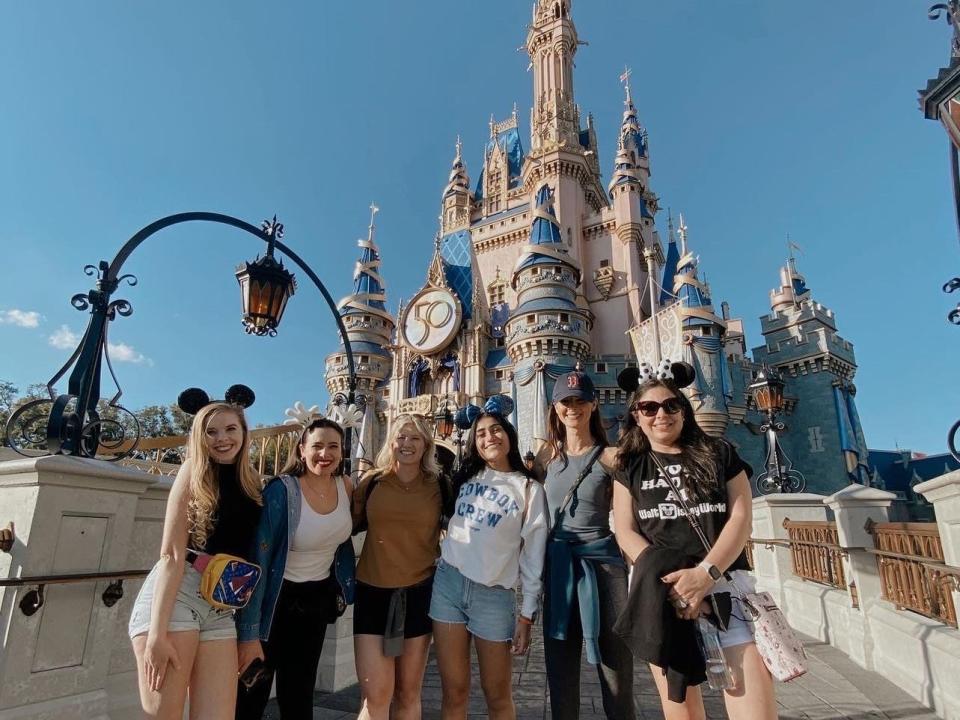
top-left (0, 1), bottom-right (956, 453)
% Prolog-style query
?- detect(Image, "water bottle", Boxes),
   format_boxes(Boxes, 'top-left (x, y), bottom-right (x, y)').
top-left (696, 617), bottom-right (734, 690)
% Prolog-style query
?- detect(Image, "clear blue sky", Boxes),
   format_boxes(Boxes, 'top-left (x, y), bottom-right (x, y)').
top-left (0, 1), bottom-right (956, 453)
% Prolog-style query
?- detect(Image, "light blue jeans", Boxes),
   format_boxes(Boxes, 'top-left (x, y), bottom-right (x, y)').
top-left (429, 560), bottom-right (516, 642)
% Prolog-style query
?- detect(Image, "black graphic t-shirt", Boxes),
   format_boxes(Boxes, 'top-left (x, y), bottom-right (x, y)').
top-left (617, 442), bottom-right (753, 571)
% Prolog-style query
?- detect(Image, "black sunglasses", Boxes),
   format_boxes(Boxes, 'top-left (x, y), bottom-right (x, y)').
top-left (631, 398), bottom-right (684, 417)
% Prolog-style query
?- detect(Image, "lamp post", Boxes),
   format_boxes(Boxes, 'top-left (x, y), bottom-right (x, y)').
top-left (922, 3), bottom-right (960, 460)
top-left (749, 367), bottom-right (805, 494)
top-left (3, 212), bottom-right (357, 471)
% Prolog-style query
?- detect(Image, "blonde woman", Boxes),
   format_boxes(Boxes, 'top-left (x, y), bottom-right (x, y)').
top-left (128, 388), bottom-right (262, 720)
top-left (352, 414), bottom-right (450, 720)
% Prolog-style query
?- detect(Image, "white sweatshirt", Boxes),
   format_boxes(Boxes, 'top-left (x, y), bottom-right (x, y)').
top-left (440, 467), bottom-right (549, 618)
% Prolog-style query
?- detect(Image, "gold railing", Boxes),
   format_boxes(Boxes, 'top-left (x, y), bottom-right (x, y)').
top-left (783, 519), bottom-right (846, 589)
top-left (867, 521), bottom-right (957, 627)
top-left (119, 424), bottom-right (299, 478)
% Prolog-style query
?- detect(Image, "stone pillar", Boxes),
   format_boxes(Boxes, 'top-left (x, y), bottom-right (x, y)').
top-left (0, 456), bottom-right (158, 720)
top-left (914, 470), bottom-right (960, 618)
top-left (750, 493), bottom-right (829, 609)
top-left (824, 484), bottom-right (896, 669)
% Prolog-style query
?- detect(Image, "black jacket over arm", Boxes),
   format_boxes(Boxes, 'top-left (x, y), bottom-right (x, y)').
top-left (613, 546), bottom-right (706, 703)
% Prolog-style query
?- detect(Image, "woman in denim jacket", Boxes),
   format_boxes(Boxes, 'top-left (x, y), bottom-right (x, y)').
top-left (235, 417), bottom-right (356, 720)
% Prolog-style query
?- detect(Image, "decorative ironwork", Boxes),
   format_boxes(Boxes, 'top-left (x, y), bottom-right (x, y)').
top-left (783, 520), bottom-right (846, 589)
top-left (929, 2), bottom-right (960, 58)
top-left (867, 521), bottom-right (957, 627)
top-left (3, 212), bottom-right (356, 471)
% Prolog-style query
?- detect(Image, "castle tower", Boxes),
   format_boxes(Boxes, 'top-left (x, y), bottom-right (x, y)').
top-left (747, 259), bottom-right (870, 493)
top-left (670, 218), bottom-right (731, 437)
top-left (505, 183), bottom-right (591, 452)
top-left (609, 75), bottom-right (662, 325)
top-left (442, 137), bottom-right (473, 235)
top-left (324, 206), bottom-right (395, 466)
top-left (524, 0), bottom-right (607, 266)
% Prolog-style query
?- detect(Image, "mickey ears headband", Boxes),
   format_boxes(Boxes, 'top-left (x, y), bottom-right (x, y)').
top-left (453, 394), bottom-right (515, 430)
top-left (177, 384), bottom-right (256, 415)
top-left (616, 359), bottom-right (696, 393)
top-left (283, 400), bottom-right (363, 430)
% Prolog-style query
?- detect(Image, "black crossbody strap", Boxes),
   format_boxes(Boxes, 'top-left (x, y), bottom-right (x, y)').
top-left (550, 446), bottom-right (604, 536)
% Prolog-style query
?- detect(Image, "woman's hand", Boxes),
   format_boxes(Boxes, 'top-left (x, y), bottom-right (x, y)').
top-left (144, 633), bottom-right (181, 692)
top-left (511, 619), bottom-right (532, 655)
top-left (238, 639), bottom-right (265, 675)
top-left (662, 566), bottom-right (715, 618)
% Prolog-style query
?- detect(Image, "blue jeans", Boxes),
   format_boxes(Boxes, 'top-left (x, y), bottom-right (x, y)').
top-left (429, 560), bottom-right (516, 642)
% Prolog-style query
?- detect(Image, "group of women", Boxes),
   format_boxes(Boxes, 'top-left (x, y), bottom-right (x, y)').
top-left (128, 361), bottom-right (777, 720)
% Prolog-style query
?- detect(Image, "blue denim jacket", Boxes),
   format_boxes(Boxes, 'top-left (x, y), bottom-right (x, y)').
top-left (236, 475), bottom-right (356, 642)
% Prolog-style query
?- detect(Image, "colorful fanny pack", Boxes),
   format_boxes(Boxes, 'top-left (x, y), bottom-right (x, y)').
top-left (187, 550), bottom-right (262, 610)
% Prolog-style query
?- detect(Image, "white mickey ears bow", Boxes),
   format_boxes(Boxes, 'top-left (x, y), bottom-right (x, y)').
top-left (617, 359), bottom-right (696, 393)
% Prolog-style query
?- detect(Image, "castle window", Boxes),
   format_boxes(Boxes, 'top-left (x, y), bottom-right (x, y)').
top-left (532, 267), bottom-right (540, 276)
top-left (526, 314), bottom-right (536, 325)
top-left (360, 355), bottom-right (370, 364)
top-left (362, 315), bottom-right (371, 322)
top-left (495, 337), bottom-right (505, 348)
top-left (382, 388), bottom-right (390, 398)
top-left (599, 259), bottom-right (609, 268)
top-left (488, 278), bottom-right (507, 306)
top-left (495, 370), bottom-right (505, 380)
top-left (595, 362), bottom-right (607, 373)
top-left (560, 313), bottom-right (569, 322)
top-left (702, 327), bottom-right (712, 336)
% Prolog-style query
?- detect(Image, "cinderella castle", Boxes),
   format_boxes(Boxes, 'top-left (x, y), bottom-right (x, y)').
top-left (324, 0), bottom-right (871, 495)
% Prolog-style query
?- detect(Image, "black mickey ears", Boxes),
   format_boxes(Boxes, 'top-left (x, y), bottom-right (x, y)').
top-left (177, 384), bottom-right (256, 415)
top-left (617, 361), bottom-right (696, 393)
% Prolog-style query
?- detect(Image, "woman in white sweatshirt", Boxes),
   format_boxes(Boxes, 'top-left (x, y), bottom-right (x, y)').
top-left (429, 396), bottom-right (549, 720)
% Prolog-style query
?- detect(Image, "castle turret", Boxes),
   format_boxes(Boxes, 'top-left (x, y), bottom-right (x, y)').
top-left (748, 259), bottom-right (870, 492)
top-left (670, 219), bottom-right (731, 437)
top-left (441, 137), bottom-right (472, 235)
top-left (325, 206), bottom-right (395, 465)
top-left (609, 75), bottom-right (662, 327)
top-left (505, 183), bottom-right (592, 452)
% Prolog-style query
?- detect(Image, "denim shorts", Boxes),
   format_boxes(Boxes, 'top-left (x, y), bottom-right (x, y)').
top-left (128, 561), bottom-right (237, 642)
top-left (429, 560), bottom-right (516, 642)
top-left (712, 570), bottom-right (756, 649)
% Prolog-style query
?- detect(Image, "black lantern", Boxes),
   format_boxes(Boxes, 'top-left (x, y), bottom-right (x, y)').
top-left (434, 405), bottom-right (454, 440)
top-left (235, 252), bottom-right (297, 337)
top-left (749, 367), bottom-right (785, 415)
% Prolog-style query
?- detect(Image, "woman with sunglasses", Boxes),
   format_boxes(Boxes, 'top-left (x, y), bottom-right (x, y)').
top-left (538, 369), bottom-right (635, 720)
top-left (613, 361), bottom-right (776, 720)
top-left (430, 397), bottom-right (548, 720)
top-left (352, 414), bottom-right (446, 720)
top-left (235, 415), bottom-right (355, 720)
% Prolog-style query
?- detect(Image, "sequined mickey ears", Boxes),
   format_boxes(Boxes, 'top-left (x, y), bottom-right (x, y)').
top-left (177, 384), bottom-right (256, 415)
top-left (616, 360), bottom-right (696, 393)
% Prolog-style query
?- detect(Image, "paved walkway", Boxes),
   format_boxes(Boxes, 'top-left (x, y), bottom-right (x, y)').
top-left (265, 627), bottom-right (939, 720)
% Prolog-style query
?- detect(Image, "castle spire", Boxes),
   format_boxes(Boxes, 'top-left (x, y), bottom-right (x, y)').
top-left (338, 203), bottom-right (388, 315)
top-left (660, 209), bottom-right (681, 305)
top-left (527, 0), bottom-right (581, 149)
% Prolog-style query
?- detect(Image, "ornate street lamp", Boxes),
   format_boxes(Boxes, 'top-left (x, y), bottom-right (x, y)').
top-left (3, 212), bottom-right (356, 469)
top-left (749, 367), bottom-right (805, 494)
top-left (235, 218), bottom-right (297, 337)
top-left (434, 405), bottom-right (454, 441)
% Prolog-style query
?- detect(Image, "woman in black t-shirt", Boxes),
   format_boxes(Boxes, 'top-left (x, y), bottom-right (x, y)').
top-left (613, 361), bottom-right (776, 720)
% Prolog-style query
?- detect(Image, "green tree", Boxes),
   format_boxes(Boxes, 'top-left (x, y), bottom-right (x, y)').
top-left (0, 380), bottom-right (19, 437)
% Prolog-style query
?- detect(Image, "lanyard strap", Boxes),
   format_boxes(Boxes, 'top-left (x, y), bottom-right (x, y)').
top-left (550, 446), bottom-right (604, 537)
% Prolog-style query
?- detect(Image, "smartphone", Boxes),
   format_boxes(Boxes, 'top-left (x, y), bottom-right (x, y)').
top-left (239, 658), bottom-right (268, 689)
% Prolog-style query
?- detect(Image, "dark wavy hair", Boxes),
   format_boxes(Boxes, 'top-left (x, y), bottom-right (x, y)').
top-left (452, 412), bottom-right (533, 494)
top-left (281, 417), bottom-right (345, 477)
top-left (616, 379), bottom-right (722, 500)
top-left (546, 400), bottom-right (608, 471)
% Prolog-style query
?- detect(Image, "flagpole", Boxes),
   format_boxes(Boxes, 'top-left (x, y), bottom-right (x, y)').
top-left (643, 246), bottom-right (662, 364)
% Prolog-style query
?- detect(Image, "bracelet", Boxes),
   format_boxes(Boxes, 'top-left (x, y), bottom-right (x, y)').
top-left (517, 615), bottom-right (534, 626)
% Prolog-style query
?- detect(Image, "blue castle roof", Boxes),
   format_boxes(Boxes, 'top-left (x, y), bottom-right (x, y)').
top-left (475, 125), bottom-right (525, 200)
top-left (515, 185), bottom-right (579, 277)
top-left (660, 235), bottom-right (681, 305)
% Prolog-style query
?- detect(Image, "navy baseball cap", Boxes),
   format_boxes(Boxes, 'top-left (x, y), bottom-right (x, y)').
top-left (552, 370), bottom-right (596, 403)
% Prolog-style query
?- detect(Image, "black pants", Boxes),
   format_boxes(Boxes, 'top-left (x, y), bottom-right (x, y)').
top-left (236, 577), bottom-right (336, 720)
top-left (543, 561), bottom-right (636, 720)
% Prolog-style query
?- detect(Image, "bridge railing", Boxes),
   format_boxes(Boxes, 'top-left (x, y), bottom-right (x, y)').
top-left (866, 521), bottom-right (957, 627)
top-left (783, 519), bottom-right (847, 590)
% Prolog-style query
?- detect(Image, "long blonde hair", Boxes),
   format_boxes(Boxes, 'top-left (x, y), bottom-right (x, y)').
top-left (368, 414), bottom-right (440, 482)
top-left (186, 402), bottom-right (262, 550)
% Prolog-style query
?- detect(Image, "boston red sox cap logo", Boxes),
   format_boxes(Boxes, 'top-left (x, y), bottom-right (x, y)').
top-left (567, 374), bottom-right (580, 389)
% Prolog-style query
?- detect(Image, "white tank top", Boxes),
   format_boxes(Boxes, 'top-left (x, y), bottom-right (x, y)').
top-left (283, 476), bottom-right (353, 582)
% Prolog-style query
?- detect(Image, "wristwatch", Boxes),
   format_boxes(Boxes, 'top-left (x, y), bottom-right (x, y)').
top-left (698, 560), bottom-right (722, 582)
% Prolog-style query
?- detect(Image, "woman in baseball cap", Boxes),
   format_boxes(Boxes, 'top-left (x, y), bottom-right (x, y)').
top-left (538, 368), bottom-right (635, 720)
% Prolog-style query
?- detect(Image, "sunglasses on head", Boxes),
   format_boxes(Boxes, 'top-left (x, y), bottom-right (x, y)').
top-left (631, 398), bottom-right (684, 417)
